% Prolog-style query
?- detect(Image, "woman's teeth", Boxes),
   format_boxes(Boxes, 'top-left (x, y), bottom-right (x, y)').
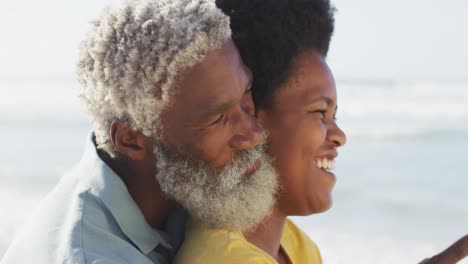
top-left (315, 158), bottom-right (336, 171)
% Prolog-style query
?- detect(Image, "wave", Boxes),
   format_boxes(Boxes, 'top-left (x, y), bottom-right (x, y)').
top-left (2, 78), bottom-right (467, 139)
top-left (336, 80), bottom-right (468, 139)
top-left (338, 80), bottom-right (468, 119)
top-left (340, 123), bottom-right (468, 140)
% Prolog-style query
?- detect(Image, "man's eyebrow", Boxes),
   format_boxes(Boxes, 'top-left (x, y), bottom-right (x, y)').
top-left (199, 77), bottom-right (253, 122)
top-left (201, 101), bottom-right (233, 120)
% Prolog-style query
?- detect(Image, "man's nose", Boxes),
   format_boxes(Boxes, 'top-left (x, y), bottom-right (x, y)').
top-left (229, 109), bottom-right (264, 150)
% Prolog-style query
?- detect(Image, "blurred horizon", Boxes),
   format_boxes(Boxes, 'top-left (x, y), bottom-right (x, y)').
top-left (2, 72), bottom-right (468, 84)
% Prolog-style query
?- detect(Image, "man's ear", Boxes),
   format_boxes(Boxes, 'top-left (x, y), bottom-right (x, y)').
top-left (109, 121), bottom-right (152, 161)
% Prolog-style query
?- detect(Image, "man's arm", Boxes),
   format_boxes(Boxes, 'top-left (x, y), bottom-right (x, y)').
top-left (419, 235), bottom-right (468, 264)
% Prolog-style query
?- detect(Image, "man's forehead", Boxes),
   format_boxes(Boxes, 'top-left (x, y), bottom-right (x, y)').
top-left (187, 40), bottom-right (239, 74)
top-left (173, 42), bottom-right (248, 108)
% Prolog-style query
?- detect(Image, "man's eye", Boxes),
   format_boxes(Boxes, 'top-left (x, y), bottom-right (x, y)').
top-left (209, 114), bottom-right (224, 126)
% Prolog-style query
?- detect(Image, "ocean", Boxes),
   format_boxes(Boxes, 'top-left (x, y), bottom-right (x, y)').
top-left (1, 77), bottom-right (467, 263)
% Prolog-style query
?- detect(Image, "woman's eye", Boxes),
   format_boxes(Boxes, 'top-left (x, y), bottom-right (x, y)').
top-left (209, 114), bottom-right (224, 126)
top-left (314, 109), bottom-right (327, 118)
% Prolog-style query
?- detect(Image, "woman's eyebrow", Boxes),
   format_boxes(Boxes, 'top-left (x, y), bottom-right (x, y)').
top-left (306, 96), bottom-right (334, 106)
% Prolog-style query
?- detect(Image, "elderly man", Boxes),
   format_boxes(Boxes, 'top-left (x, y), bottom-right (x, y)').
top-left (1, 0), bottom-right (277, 263)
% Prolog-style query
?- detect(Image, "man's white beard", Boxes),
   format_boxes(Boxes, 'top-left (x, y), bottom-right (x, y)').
top-left (153, 142), bottom-right (278, 232)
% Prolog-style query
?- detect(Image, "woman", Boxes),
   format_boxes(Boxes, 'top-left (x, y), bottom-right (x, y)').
top-left (175, 0), bottom-right (343, 263)
top-left (174, 0), bottom-right (468, 263)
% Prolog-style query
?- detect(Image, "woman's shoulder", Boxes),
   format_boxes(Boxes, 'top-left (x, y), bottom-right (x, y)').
top-left (282, 219), bottom-right (323, 263)
top-left (174, 218), bottom-right (274, 264)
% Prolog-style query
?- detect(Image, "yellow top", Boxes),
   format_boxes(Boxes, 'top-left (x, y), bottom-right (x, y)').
top-left (174, 218), bottom-right (322, 264)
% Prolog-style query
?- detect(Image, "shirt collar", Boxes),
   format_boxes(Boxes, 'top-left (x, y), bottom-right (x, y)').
top-left (80, 132), bottom-right (172, 255)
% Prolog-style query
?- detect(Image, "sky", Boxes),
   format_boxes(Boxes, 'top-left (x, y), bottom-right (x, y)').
top-left (0, 0), bottom-right (467, 81)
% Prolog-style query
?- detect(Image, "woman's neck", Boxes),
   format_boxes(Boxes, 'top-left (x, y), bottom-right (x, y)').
top-left (242, 207), bottom-right (287, 262)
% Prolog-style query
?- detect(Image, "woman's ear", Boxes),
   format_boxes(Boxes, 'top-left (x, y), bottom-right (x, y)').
top-left (110, 121), bottom-right (152, 161)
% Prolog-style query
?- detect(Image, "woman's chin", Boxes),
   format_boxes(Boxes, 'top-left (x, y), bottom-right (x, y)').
top-left (292, 196), bottom-right (334, 216)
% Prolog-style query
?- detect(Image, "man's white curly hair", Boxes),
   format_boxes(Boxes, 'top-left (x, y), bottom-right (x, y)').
top-left (77, 0), bottom-right (231, 156)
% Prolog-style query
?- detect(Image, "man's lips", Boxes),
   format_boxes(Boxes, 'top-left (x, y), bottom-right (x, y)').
top-left (242, 159), bottom-right (261, 177)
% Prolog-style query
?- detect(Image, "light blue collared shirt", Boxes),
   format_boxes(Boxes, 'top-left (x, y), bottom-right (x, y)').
top-left (1, 133), bottom-right (186, 264)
